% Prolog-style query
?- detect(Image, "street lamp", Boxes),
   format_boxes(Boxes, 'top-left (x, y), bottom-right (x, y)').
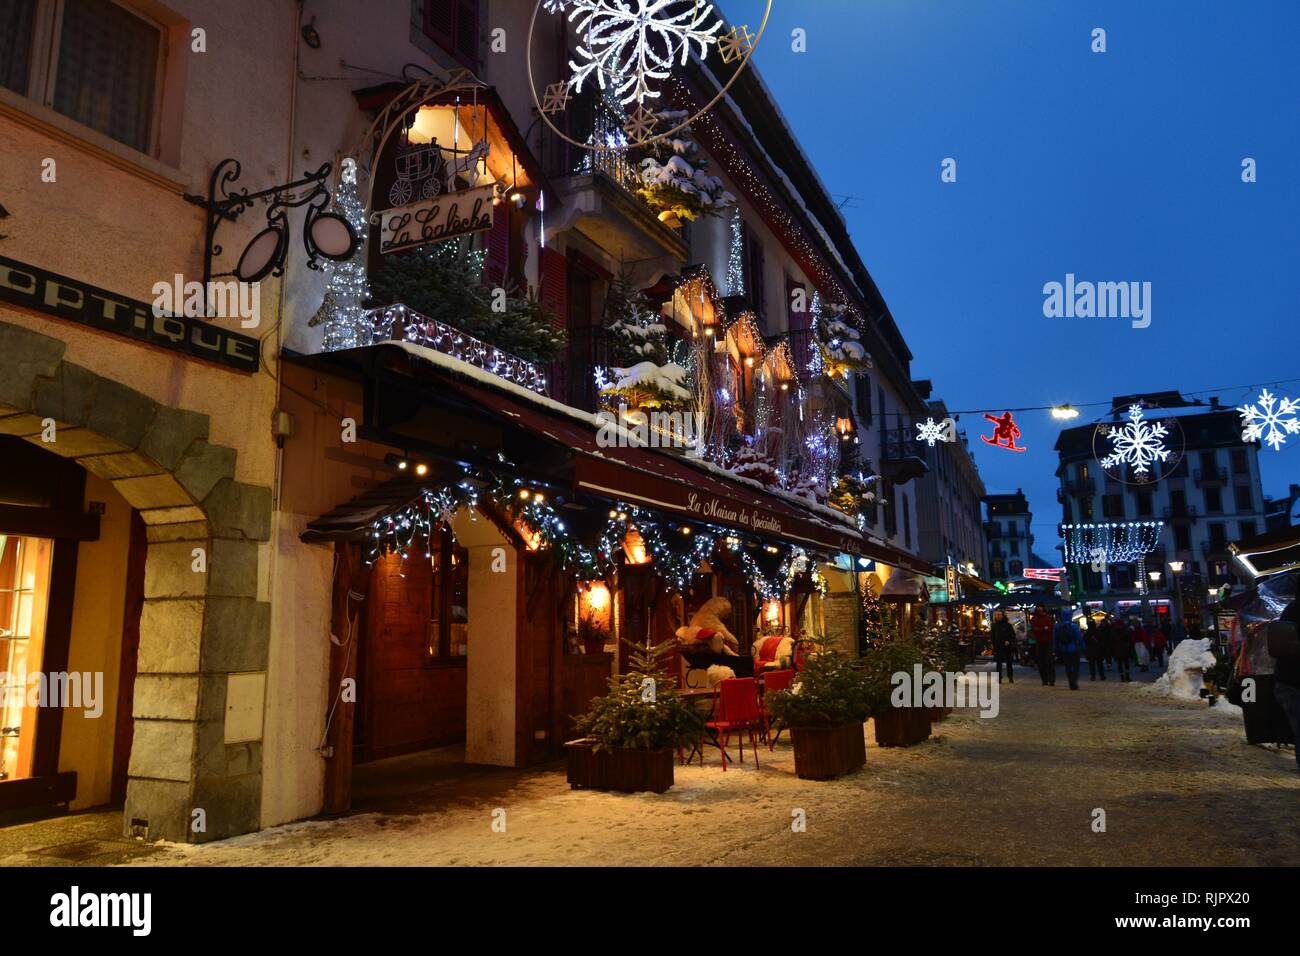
top-left (1168, 560), bottom-right (1185, 638)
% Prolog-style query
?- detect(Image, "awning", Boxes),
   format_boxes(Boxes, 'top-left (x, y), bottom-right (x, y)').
top-left (1230, 525), bottom-right (1300, 579)
top-left (879, 571), bottom-right (929, 603)
top-left (290, 342), bottom-right (917, 563)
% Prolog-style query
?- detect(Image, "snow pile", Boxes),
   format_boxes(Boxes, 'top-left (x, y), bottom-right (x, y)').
top-left (607, 361), bottom-right (691, 403)
top-left (1164, 638), bottom-right (1218, 700)
top-left (730, 445), bottom-right (780, 487)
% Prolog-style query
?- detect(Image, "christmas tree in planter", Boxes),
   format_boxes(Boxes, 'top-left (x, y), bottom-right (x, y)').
top-left (310, 158), bottom-right (372, 351)
top-left (635, 110), bottom-right (735, 226)
top-left (367, 238), bottom-right (565, 365)
top-left (812, 296), bottom-right (871, 380)
top-left (605, 259), bottom-right (668, 367)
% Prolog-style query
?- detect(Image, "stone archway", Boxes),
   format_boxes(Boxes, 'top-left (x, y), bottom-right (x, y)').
top-left (0, 320), bottom-right (272, 843)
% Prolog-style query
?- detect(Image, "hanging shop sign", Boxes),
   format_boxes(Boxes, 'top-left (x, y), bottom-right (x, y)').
top-left (945, 563), bottom-right (960, 600)
top-left (378, 183), bottom-right (496, 256)
top-left (0, 256), bottom-right (259, 373)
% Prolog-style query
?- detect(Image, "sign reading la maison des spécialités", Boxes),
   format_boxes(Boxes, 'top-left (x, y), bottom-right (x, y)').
top-left (0, 256), bottom-right (260, 373)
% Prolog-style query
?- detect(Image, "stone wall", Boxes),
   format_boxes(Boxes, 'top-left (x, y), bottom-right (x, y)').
top-left (0, 320), bottom-right (272, 842)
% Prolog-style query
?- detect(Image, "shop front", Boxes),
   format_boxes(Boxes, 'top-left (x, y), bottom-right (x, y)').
top-left (281, 338), bottom-right (901, 809)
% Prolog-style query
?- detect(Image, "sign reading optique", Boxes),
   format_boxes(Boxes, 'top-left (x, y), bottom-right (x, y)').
top-left (379, 183), bottom-right (495, 256)
top-left (0, 256), bottom-right (259, 373)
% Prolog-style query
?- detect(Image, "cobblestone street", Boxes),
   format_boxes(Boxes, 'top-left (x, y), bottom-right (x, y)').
top-left (6, 664), bottom-right (1292, 868)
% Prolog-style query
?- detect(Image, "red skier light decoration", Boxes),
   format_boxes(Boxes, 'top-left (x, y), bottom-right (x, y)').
top-left (980, 411), bottom-right (1026, 452)
top-left (1024, 567), bottom-right (1065, 582)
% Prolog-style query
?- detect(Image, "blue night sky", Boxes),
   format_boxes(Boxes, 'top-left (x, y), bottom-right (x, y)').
top-left (751, 0), bottom-right (1300, 552)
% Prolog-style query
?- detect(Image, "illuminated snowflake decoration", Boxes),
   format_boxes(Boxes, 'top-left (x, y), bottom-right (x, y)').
top-left (561, 0), bottom-right (724, 105)
top-left (1099, 404), bottom-right (1171, 479)
top-left (1238, 388), bottom-right (1300, 451)
top-left (915, 418), bottom-right (947, 447)
top-left (718, 24), bottom-right (756, 64)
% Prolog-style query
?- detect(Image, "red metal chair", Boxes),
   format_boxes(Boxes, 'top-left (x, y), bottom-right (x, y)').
top-left (703, 677), bottom-right (763, 771)
top-left (758, 668), bottom-right (795, 749)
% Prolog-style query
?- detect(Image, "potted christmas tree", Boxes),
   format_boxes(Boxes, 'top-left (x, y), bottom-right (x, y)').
top-left (766, 643), bottom-right (874, 780)
top-left (862, 642), bottom-right (933, 747)
top-left (566, 638), bottom-right (704, 794)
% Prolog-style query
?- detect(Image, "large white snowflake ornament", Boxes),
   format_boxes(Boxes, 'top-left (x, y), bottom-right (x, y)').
top-left (1238, 388), bottom-right (1300, 451)
top-left (561, 0), bottom-right (723, 105)
top-left (1099, 404), bottom-right (1171, 479)
top-left (915, 418), bottom-right (948, 447)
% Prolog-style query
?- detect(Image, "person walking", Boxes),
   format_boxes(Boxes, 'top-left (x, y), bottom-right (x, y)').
top-left (1113, 618), bottom-right (1134, 682)
top-left (991, 610), bottom-right (1016, 683)
top-left (1055, 612), bottom-right (1088, 690)
top-left (1097, 615), bottom-right (1115, 680)
top-left (1030, 605), bottom-right (1056, 686)
top-left (1153, 620), bottom-right (1170, 669)
top-left (1270, 598), bottom-right (1300, 775)
top-left (1133, 619), bottom-right (1151, 672)
top-left (1084, 616), bottom-right (1104, 681)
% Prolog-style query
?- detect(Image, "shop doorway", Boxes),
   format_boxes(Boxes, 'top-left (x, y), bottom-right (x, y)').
top-left (0, 437), bottom-right (142, 821)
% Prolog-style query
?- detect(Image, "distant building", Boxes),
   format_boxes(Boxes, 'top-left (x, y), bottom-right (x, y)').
top-left (1265, 483), bottom-right (1300, 532)
top-left (1054, 392), bottom-right (1267, 624)
top-left (912, 384), bottom-right (987, 575)
top-left (983, 489), bottom-right (1035, 583)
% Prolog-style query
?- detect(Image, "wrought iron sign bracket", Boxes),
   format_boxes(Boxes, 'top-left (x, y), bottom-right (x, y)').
top-left (184, 159), bottom-right (354, 316)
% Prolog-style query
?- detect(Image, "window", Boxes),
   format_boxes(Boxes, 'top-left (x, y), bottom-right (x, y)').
top-left (1079, 497), bottom-right (1094, 521)
top-left (1234, 484), bottom-right (1252, 513)
top-left (1238, 520), bottom-right (1257, 540)
top-left (903, 493), bottom-right (911, 549)
top-left (428, 528), bottom-right (469, 659)
top-left (1102, 493), bottom-right (1124, 518)
top-left (1135, 489), bottom-right (1153, 517)
top-left (1170, 457), bottom-right (1188, 478)
top-left (1204, 486), bottom-right (1222, 513)
top-left (853, 373), bottom-right (872, 427)
top-left (3, 0), bottom-right (164, 154)
top-left (0, 534), bottom-right (54, 781)
top-left (1208, 522), bottom-right (1226, 551)
top-left (1231, 449), bottom-right (1248, 475)
top-left (424, 0), bottom-right (481, 69)
top-left (1010, 560), bottom-right (1023, 576)
top-left (1112, 564), bottom-right (1133, 590)
top-left (1200, 450), bottom-right (1217, 474)
top-left (1174, 524), bottom-right (1190, 551)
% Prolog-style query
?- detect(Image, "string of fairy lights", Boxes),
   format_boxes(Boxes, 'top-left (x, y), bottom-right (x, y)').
top-left (365, 468), bottom-right (828, 599)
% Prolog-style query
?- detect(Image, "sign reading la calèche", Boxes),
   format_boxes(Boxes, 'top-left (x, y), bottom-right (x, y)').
top-left (0, 255), bottom-right (259, 373)
top-left (379, 183), bottom-right (495, 256)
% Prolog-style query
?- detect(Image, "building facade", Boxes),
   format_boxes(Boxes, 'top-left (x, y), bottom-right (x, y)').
top-left (1054, 393), bottom-right (1267, 623)
top-left (912, 388), bottom-right (987, 575)
top-left (1, 0), bottom-right (953, 841)
top-left (983, 489), bottom-right (1035, 584)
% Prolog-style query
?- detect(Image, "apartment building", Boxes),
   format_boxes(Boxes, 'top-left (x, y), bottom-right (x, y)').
top-left (983, 489), bottom-right (1035, 583)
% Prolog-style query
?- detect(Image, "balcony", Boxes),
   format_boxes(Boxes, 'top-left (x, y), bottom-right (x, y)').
top-left (1162, 504), bottom-right (1199, 520)
top-left (1194, 467), bottom-right (1227, 485)
top-left (549, 326), bottom-right (615, 412)
top-left (880, 426), bottom-right (929, 484)
top-left (1065, 477), bottom-right (1096, 496)
top-left (538, 90), bottom-right (688, 266)
top-left (1201, 540), bottom-right (1229, 557)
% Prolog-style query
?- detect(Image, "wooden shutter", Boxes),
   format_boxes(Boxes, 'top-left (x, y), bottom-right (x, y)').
top-left (540, 247), bottom-right (567, 328)
top-left (484, 205), bottom-right (510, 287)
top-left (425, 0), bottom-right (454, 47)
top-left (455, 0), bottom-right (480, 66)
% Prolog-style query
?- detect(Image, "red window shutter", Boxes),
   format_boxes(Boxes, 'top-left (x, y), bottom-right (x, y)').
top-left (541, 248), bottom-right (567, 328)
top-left (455, 0), bottom-right (480, 66)
top-left (484, 205), bottom-right (510, 287)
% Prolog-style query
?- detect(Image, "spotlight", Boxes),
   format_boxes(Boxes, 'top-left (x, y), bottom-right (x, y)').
top-left (414, 463), bottom-right (428, 477)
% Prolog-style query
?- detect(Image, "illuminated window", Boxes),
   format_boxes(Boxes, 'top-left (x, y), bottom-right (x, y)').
top-left (0, 534), bottom-right (54, 781)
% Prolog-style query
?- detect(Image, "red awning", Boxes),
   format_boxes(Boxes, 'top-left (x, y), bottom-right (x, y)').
top-left (292, 342), bottom-right (933, 573)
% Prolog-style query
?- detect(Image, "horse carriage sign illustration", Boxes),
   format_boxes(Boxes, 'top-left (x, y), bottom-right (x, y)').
top-left (378, 137), bottom-right (495, 256)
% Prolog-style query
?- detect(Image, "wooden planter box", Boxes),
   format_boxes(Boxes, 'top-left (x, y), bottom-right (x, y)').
top-left (790, 723), bottom-right (867, 780)
top-left (564, 739), bottom-right (675, 794)
top-left (873, 707), bottom-right (932, 747)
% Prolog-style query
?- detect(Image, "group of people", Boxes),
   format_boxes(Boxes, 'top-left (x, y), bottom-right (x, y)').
top-left (989, 606), bottom-right (1180, 691)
